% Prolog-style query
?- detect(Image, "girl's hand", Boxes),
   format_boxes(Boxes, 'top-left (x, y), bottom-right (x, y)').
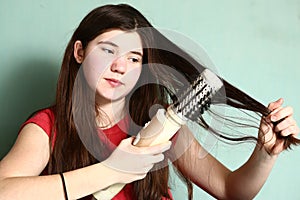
top-left (259, 98), bottom-right (299, 155)
top-left (102, 137), bottom-right (171, 183)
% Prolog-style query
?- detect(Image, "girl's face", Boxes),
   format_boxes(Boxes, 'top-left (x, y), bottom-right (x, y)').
top-left (78, 29), bottom-right (143, 103)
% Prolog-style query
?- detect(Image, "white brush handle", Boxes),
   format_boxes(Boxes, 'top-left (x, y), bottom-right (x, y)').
top-left (93, 108), bottom-right (185, 200)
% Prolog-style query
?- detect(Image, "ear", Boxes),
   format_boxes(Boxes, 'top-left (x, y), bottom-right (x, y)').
top-left (74, 40), bottom-right (84, 63)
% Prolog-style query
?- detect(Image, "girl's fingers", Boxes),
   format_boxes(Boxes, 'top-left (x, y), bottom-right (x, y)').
top-left (139, 141), bottom-right (172, 155)
top-left (268, 98), bottom-right (283, 111)
top-left (280, 125), bottom-right (300, 137)
top-left (274, 116), bottom-right (296, 132)
top-left (270, 106), bottom-right (293, 122)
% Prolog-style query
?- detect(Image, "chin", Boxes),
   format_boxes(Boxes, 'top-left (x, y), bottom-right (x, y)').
top-left (99, 92), bottom-right (126, 102)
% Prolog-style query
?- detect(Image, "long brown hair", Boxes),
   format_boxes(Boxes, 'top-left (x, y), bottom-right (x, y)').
top-left (47, 4), bottom-right (299, 200)
top-left (49, 4), bottom-right (174, 200)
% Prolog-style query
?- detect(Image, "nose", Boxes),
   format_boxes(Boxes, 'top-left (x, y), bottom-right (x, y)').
top-left (110, 56), bottom-right (127, 74)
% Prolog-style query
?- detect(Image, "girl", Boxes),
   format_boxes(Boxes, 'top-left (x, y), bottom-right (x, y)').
top-left (0, 4), bottom-right (298, 200)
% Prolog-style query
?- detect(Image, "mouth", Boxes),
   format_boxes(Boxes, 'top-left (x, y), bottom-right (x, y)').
top-left (104, 78), bottom-right (124, 87)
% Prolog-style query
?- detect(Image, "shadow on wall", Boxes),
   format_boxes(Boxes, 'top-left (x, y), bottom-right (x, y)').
top-left (0, 56), bottom-right (59, 159)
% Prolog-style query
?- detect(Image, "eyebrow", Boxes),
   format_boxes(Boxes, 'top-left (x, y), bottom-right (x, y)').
top-left (130, 51), bottom-right (143, 57)
top-left (98, 41), bottom-right (118, 47)
top-left (98, 41), bottom-right (143, 56)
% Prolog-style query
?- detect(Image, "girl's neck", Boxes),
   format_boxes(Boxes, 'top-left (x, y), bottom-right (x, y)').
top-left (96, 96), bottom-right (126, 128)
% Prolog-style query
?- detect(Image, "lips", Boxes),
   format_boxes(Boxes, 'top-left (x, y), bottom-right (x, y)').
top-left (104, 78), bottom-right (123, 87)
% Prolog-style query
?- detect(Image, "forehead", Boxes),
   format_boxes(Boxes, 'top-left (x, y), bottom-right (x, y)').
top-left (95, 29), bottom-right (143, 51)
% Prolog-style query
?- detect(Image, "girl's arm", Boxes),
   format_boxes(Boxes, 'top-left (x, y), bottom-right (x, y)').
top-left (171, 99), bottom-right (298, 200)
top-left (172, 134), bottom-right (276, 200)
top-left (0, 123), bottom-right (170, 200)
top-left (0, 123), bottom-right (121, 200)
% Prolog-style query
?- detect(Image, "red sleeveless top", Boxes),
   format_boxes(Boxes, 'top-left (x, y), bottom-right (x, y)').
top-left (20, 108), bottom-right (173, 200)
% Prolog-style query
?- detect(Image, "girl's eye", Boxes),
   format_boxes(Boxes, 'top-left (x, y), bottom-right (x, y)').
top-left (129, 57), bottom-right (141, 63)
top-left (102, 47), bottom-right (115, 54)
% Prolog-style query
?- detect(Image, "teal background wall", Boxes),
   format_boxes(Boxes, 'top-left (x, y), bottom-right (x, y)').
top-left (1, 0), bottom-right (299, 199)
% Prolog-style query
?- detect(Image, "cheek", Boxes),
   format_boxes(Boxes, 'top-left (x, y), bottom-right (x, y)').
top-left (103, 66), bottom-right (142, 100)
top-left (82, 49), bottom-right (113, 91)
top-left (121, 66), bottom-right (142, 91)
top-left (94, 67), bottom-right (142, 100)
